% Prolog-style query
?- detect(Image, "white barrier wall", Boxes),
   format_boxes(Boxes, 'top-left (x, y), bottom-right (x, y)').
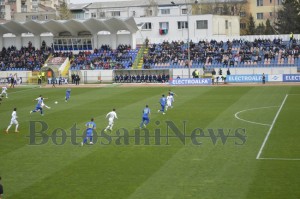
top-left (0, 71), bottom-right (32, 78)
top-left (220, 67), bottom-right (296, 75)
top-left (172, 68), bottom-right (204, 79)
top-left (0, 71), bottom-right (32, 83)
top-left (73, 70), bottom-right (114, 83)
top-left (75, 67), bottom-right (297, 82)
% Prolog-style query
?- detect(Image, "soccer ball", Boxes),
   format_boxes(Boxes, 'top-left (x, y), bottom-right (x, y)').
top-left (55, 101), bottom-right (58, 104)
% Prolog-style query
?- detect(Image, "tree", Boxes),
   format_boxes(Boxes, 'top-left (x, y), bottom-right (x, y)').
top-left (222, 3), bottom-right (231, 15)
top-left (247, 14), bottom-right (256, 35)
top-left (57, 0), bottom-right (72, 20)
top-left (265, 19), bottom-right (275, 35)
top-left (275, 0), bottom-right (300, 34)
top-left (256, 22), bottom-right (265, 35)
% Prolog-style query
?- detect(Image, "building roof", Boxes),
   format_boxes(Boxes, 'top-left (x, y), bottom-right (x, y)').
top-left (83, 0), bottom-right (246, 9)
top-left (69, 3), bottom-right (92, 10)
top-left (0, 17), bottom-right (138, 35)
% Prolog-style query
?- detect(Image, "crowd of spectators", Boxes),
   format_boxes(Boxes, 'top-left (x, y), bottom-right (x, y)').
top-left (0, 41), bottom-right (52, 71)
top-left (143, 38), bottom-right (300, 69)
top-left (114, 73), bottom-right (170, 83)
top-left (70, 44), bottom-right (137, 70)
top-left (1, 38), bottom-right (300, 72)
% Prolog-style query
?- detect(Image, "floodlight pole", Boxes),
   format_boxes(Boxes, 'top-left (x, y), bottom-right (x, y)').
top-left (172, 0), bottom-right (197, 78)
top-left (186, 0), bottom-right (191, 78)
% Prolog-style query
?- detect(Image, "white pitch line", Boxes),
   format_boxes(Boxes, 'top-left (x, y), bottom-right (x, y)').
top-left (258, 157), bottom-right (300, 161)
top-left (8, 86), bottom-right (40, 95)
top-left (256, 94), bottom-right (288, 160)
top-left (234, 106), bottom-right (278, 126)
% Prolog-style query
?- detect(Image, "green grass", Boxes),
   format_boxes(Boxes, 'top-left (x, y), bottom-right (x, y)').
top-left (0, 85), bottom-right (300, 199)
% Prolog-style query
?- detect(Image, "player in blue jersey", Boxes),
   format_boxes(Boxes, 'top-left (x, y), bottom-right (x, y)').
top-left (140, 105), bottom-right (151, 128)
top-left (30, 97), bottom-right (44, 116)
top-left (81, 118), bottom-right (96, 146)
top-left (65, 88), bottom-right (71, 102)
top-left (158, 94), bottom-right (166, 114)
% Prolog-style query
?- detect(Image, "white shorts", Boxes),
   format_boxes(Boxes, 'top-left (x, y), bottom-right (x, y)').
top-left (1, 91), bottom-right (7, 95)
top-left (167, 101), bottom-right (172, 106)
top-left (108, 118), bottom-right (114, 125)
top-left (10, 119), bottom-right (18, 125)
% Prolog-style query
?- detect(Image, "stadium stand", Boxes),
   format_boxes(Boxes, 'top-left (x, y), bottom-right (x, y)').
top-left (0, 42), bottom-right (52, 71)
top-left (1, 39), bottom-right (300, 72)
top-left (142, 38), bottom-right (300, 70)
top-left (70, 44), bottom-right (138, 70)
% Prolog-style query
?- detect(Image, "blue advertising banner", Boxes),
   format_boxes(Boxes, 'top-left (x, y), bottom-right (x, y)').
top-left (170, 78), bottom-right (212, 85)
top-left (227, 75), bottom-right (267, 83)
top-left (283, 74), bottom-right (300, 82)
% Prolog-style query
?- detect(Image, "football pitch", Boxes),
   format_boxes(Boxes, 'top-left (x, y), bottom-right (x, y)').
top-left (0, 85), bottom-right (299, 199)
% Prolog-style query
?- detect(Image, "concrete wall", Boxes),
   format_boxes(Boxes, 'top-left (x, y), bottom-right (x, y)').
top-left (75, 67), bottom-right (297, 82)
top-left (0, 71), bottom-right (32, 83)
top-left (72, 70), bottom-right (114, 83)
top-left (221, 67), bottom-right (297, 75)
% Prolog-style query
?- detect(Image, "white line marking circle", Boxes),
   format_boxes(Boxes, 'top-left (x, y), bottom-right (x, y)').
top-left (234, 106), bottom-right (279, 126)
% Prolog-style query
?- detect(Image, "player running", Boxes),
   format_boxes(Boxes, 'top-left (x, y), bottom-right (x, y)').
top-left (81, 118), bottom-right (96, 146)
top-left (104, 108), bottom-right (118, 132)
top-left (65, 88), bottom-right (71, 102)
top-left (35, 95), bottom-right (51, 109)
top-left (140, 105), bottom-right (151, 128)
top-left (30, 97), bottom-right (44, 116)
top-left (1, 86), bottom-right (8, 98)
top-left (5, 108), bottom-right (19, 133)
top-left (158, 94), bottom-right (166, 114)
top-left (166, 93), bottom-right (174, 110)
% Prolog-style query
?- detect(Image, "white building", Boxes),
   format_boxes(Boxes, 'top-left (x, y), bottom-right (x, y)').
top-left (70, 0), bottom-right (240, 45)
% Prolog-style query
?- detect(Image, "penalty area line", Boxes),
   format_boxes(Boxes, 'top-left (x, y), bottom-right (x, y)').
top-left (258, 157), bottom-right (300, 161)
top-left (256, 94), bottom-right (288, 160)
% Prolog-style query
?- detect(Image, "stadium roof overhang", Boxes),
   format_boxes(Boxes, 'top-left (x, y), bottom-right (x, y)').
top-left (0, 17), bottom-right (138, 36)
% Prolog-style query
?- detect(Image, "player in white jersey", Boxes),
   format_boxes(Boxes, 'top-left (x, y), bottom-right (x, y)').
top-left (166, 93), bottom-right (174, 111)
top-left (6, 108), bottom-right (19, 133)
top-left (104, 108), bottom-right (118, 132)
top-left (35, 95), bottom-right (51, 109)
top-left (1, 86), bottom-right (8, 98)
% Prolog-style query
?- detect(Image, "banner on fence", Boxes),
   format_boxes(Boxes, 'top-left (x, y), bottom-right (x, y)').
top-left (170, 78), bottom-right (212, 85)
top-left (283, 74), bottom-right (300, 82)
top-left (268, 74), bottom-right (283, 82)
top-left (227, 75), bottom-right (267, 83)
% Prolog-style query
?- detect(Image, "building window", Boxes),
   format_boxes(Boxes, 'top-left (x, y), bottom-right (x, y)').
top-left (196, 20), bottom-right (208, 29)
top-left (159, 22), bottom-right (169, 29)
top-left (177, 21), bottom-right (188, 29)
top-left (91, 13), bottom-right (96, 18)
top-left (257, 13), bottom-right (263, 19)
top-left (146, 9), bottom-right (153, 16)
top-left (111, 11), bottom-right (120, 17)
top-left (269, 12), bottom-right (272, 16)
top-left (45, 15), bottom-right (48, 20)
top-left (161, 9), bottom-right (170, 15)
top-left (142, 22), bottom-right (152, 30)
top-left (270, 0), bottom-right (272, 3)
top-left (181, 8), bottom-right (187, 14)
top-left (31, 15), bottom-right (38, 20)
top-left (240, 23), bottom-right (246, 29)
top-left (240, 11), bottom-right (246, 17)
top-left (257, 0), bottom-right (263, 6)
top-left (99, 12), bottom-right (105, 18)
top-left (225, 20), bottom-right (228, 29)
top-left (21, 5), bottom-right (27, 12)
